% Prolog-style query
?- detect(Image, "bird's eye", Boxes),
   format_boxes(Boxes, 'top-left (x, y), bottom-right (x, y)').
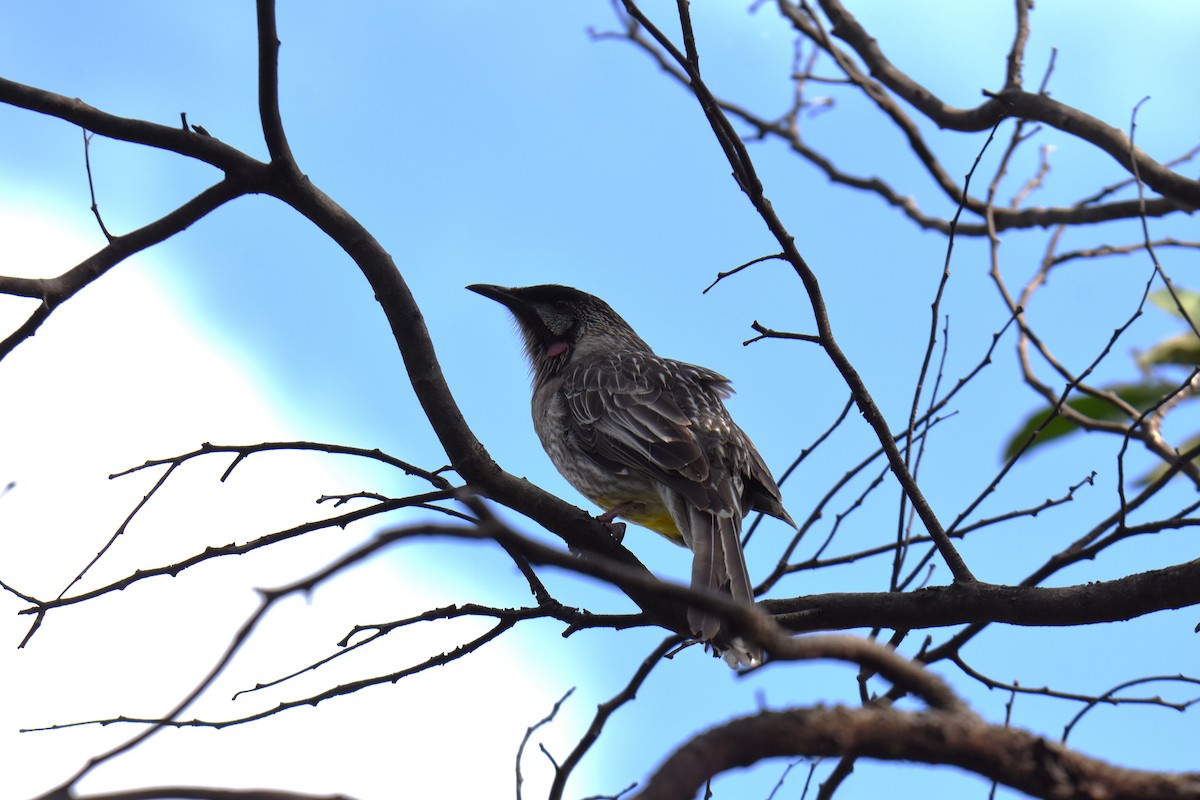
top-left (553, 300), bottom-right (572, 313)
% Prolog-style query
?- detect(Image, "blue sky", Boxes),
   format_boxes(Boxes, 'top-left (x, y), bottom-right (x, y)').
top-left (2, 2), bottom-right (1198, 798)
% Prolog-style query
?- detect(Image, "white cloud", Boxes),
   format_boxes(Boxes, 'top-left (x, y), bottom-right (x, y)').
top-left (0, 203), bottom-right (572, 799)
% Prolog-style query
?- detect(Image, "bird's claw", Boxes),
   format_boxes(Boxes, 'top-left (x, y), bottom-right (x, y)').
top-left (595, 504), bottom-right (630, 544)
top-left (600, 517), bottom-right (626, 544)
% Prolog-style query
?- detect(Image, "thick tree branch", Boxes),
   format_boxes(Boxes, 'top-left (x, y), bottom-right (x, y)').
top-left (69, 791), bottom-right (355, 800)
top-left (0, 77), bottom-right (264, 176)
top-left (766, 559), bottom-right (1200, 631)
top-left (636, 706), bottom-right (1200, 800)
top-left (255, 0), bottom-right (293, 164)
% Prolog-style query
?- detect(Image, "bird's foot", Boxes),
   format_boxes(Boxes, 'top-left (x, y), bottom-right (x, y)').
top-left (601, 518), bottom-right (626, 544)
top-left (596, 504), bottom-right (632, 544)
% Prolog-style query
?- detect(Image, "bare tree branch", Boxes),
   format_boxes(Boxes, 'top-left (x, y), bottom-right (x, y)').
top-left (767, 558), bottom-right (1200, 631)
top-left (636, 705), bottom-right (1200, 800)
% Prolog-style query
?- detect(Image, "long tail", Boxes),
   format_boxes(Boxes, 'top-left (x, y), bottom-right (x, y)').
top-left (684, 504), bottom-right (761, 667)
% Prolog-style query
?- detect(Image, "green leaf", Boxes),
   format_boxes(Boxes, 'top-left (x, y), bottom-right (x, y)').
top-left (1002, 381), bottom-right (1182, 461)
top-left (1148, 287), bottom-right (1200, 322)
top-left (1137, 332), bottom-right (1200, 369)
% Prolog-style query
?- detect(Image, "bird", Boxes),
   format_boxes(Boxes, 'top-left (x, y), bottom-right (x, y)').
top-left (468, 283), bottom-right (794, 667)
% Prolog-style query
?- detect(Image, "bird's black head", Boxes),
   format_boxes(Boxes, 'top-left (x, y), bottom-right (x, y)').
top-left (468, 284), bottom-right (649, 380)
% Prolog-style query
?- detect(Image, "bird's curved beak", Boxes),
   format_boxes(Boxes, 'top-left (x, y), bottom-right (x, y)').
top-left (467, 284), bottom-right (532, 317)
top-left (466, 283), bottom-right (514, 304)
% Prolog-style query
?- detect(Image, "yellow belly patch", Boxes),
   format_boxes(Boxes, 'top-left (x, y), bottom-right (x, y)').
top-left (610, 503), bottom-right (685, 545)
top-left (583, 487), bottom-right (687, 545)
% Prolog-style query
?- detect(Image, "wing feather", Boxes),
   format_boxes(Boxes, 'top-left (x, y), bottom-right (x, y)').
top-left (563, 352), bottom-right (728, 507)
